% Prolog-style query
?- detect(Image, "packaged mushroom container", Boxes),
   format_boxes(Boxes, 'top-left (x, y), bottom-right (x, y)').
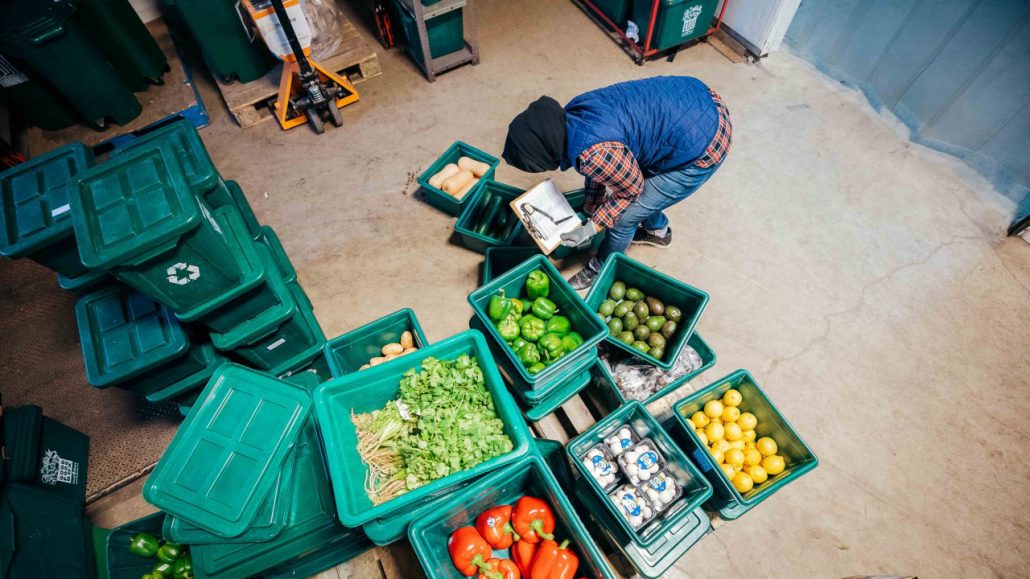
top-left (641, 469), bottom-right (681, 512)
top-left (579, 443), bottom-right (619, 490)
top-left (617, 439), bottom-right (665, 486)
top-left (608, 483), bottom-right (656, 530)
top-left (603, 425), bottom-right (639, 458)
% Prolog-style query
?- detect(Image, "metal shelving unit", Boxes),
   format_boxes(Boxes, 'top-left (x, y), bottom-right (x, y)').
top-left (400, 0), bottom-right (479, 81)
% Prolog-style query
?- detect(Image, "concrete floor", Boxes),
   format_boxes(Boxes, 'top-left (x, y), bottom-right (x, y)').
top-left (85, 0), bottom-right (1030, 577)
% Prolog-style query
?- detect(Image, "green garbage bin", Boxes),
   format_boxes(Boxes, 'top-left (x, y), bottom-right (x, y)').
top-left (0, 52), bottom-right (79, 131)
top-left (2, 405), bottom-right (90, 505)
top-left (0, 142), bottom-right (95, 278)
top-left (1, 483), bottom-right (96, 578)
top-left (593, 0), bottom-right (631, 25)
top-left (75, 284), bottom-right (214, 397)
top-left (69, 146), bottom-right (249, 313)
top-left (631, 0), bottom-right (717, 51)
top-left (394, 0), bottom-right (465, 64)
top-left (163, 0), bottom-right (276, 83)
top-left (73, 0), bottom-right (167, 91)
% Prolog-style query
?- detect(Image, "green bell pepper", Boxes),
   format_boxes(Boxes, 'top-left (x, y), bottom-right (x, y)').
top-left (538, 332), bottom-right (565, 361)
top-left (172, 552), bottom-right (193, 579)
top-left (526, 270), bottom-right (550, 299)
top-left (129, 532), bottom-right (160, 558)
top-left (517, 343), bottom-right (541, 366)
top-left (518, 315), bottom-right (546, 342)
top-left (153, 561), bottom-right (173, 576)
top-left (531, 297), bottom-right (557, 320)
top-left (511, 298), bottom-right (524, 317)
top-left (545, 315), bottom-right (570, 336)
top-left (156, 543), bottom-right (184, 564)
top-left (488, 290), bottom-right (512, 322)
top-left (497, 316), bottom-right (520, 341)
top-left (527, 362), bottom-right (547, 374)
top-left (561, 331), bottom-right (584, 352)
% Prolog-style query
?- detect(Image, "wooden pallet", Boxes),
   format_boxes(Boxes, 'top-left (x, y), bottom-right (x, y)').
top-left (217, 16), bottom-right (382, 129)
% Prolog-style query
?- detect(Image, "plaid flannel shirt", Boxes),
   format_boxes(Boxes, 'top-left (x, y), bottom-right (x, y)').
top-left (581, 88), bottom-right (732, 229)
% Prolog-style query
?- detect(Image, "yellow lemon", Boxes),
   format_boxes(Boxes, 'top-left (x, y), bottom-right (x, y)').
top-left (704, 400), bottom-right (724, 419)
top-left (744, 441), bottom-right (756, 450)
top-left (709, 416), bottom-right (723, 425)
top-left (743, 429), bottom-right (757, 443)
top-left (713, 439), bottom-right (731, 453)
top-left (685, 418), bottom-right (696, 429)
top-left (691, 411), bottom-right (710, 428)
top-left (756, 437), bottom-right (778, 457)
top-left (695, 430), bottom-right (709, 446)
top-left (729, 440), bottom-right (746, 450)
top-left (722, 407), bottom-right (741, 423)
top-left (705, 422), bottom-right (725, 443)
top-left (744, 448), bottom-right (762, 466)
top-left (732, 472), bottom-right (753, 493)
top-left (724, 422), bottom-right (743, 441)
top-left (747, 465), bottom-right (768, 484)
top-left (737, 412), bottom-right (758, 430)
top-left (723, 389), bottom-right (742, 407)
top-left (725, 448), bottom-right (745, 467)
top-left (762, 455), bottom-right (786, 475)
top-left (710, 449), bottom-right (724, 465)
top-left (720, 463), bottom-right (736, 479)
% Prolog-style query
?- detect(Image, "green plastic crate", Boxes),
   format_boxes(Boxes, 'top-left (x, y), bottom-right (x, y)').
top-left (670, 369), bottom-right (819, 519)
top-left (395, 0), bottom-right (464, 63)
top-left (57, 268), bottom-right (110, 293)
top-left (323, 308), bottom-right (429, 377)
top-left (277, 350), bottom-right (333, 384)
top-left (191, 419), bottom-right (374, 578)
top-left (482, 246), bottom-right (540, 284)
top-left (91, 526), bottom-right (109, 579)
top-left (75, 284), bottom-right (210, 393)
top-left (631, 0), bottom-right (717, 50)
top-left (0, 142), bottom-right (95, 277)
top-left (408, 453), bottom-right (617, 579)
top-left (176, 208), bottom-right (283, 334)
top-left (585, 253), bottom-right (709, 370)
top-left (567, 401), bottom-right (712, 549)
top-left (1, 483), bottom-right (94, 578)
top-left (111, 119), bottom-right (219, 195)
top-left (313, 329), bottom-right (532, 527)
top-left (262, 528), bottom-right (374, 578)
top-left (144, 364), bottom-right (311, 538)
top-left (417, 141), bottom-right (498, 216)
top-left (143, 343), bottom-right (227, 404)
top-left (256, 226), bottom-right (297, 283)
top-left (213, 180), bottom-right (262, 240)
top-left (454, 181), bottom-right (526, 253)
top-left (523, 364), bottom-right (592, 421)
top-left (468, 254), bottom-right (607, 390)
top-left (69, 146), bottom-right (248, 313)
top-left (164, 450), bottom-right (296, 543)
top-left (104, 511), bottom-right (165, 579)
top-left (598, 331), bottom-right (716, 406)
top-left (222, 281), bottom-right (326, 371)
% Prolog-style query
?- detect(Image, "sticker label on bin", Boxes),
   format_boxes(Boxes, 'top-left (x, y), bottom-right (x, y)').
top-left (50, 204), bottom-right (70, 218)
top-left (40, 449), bottom-right (79, 486)
top-left (691, 448), bottom-right (714, 473)
top-left (266, 338), bottom-right (287, 351)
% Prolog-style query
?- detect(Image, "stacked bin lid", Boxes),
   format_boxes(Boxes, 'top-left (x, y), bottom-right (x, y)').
top-left (0, 143), bottom-right (95, 278)
top-left (110, 120), bottom-right (220, 195)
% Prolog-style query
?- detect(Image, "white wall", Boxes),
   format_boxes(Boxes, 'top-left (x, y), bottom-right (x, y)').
top-left (130, 0), bottom-right (162, 23)
top-left (716, 0), bottom-right (801, 56)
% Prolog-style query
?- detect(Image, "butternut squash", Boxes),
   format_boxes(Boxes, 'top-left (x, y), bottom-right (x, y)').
top-left (458, 156), bottom-right (490, 177)
top-left (442, 169), bottom-right (474, 196)
top-left (428, 163), bottom-right (460, 188)
top-left (454, 177), bottom-right (479, 200)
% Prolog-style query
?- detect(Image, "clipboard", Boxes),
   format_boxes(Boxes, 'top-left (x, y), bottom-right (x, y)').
top-left (509, 179), bottom-right (582, 255)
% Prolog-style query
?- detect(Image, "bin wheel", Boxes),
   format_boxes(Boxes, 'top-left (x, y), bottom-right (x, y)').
top-left (328, 103), bottom-right (343, 127)
top-left (145, 76), bottom-right (165, 86)
top-left (88, 118), bottom-right (110, 132)
top-left (219, 74), bottom-right (236, 85)
top-left (305, 108), bottom-right (325, 134)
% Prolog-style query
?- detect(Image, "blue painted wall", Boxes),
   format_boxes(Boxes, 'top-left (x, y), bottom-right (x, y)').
top-left (784, 0), bottom-right (1030, 225)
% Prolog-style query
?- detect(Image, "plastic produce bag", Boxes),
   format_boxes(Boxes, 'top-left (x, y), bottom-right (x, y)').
top-left (301, 0), bottom-right (344, 59)
top-left (604, 346), bottom-right (703, 402)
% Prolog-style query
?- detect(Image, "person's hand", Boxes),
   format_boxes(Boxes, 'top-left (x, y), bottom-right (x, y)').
top-left (560, 221), bottom-right (598, 247)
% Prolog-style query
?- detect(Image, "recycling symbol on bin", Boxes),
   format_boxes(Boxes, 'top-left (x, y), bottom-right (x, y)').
top-left (166, 262), bottom-right (201, 285)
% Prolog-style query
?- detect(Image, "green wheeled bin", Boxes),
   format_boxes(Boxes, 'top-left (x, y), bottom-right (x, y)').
top-left (163, 0), bottom-right (276, 83)
top-left (394, 0), bottom-right (465, 63)
top-left (631, 0), bottom-right (718, 51)
top-left (1, 483), bottom-right (96, 578)
top-left (73, 0), bottom-right (168, 91)
top-left (0, 52), bottom-right (79, 131)
top-left (0, 142), bottom-right (95, 278)
top-left (2, 405), bottom-right (90, 505)
top-left (69, 146), bottom-right (250, 313)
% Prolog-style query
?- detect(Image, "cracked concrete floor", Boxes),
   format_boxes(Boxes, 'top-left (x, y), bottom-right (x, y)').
top-left (75, 0), bottom-right (1030, 577)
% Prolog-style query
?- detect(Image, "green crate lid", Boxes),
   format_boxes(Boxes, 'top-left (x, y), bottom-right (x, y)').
top-left (191, 419), bottom-right (348, 578)
top-left (164, 446), bottom-right (297, 544)
top-left (143, 343), bottom-right (227, 404)
top-left (143, 364), bottom-right (312, 538)
top-left (75, 284), bottom-right (191, 388)
top-left (0, 143), bottom-right (94, 259)
top-left (69, 145), bottom-right (204, 270)
top-left (112, 120), bottom-right (219, 194)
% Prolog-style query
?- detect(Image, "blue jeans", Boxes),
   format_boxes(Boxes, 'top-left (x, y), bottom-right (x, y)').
top-left (597, 161), bottom-right (721, 262)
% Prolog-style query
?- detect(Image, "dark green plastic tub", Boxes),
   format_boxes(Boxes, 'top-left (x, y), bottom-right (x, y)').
top-left (417, 141), bottom-right (498, 216)
top-left (323, 308), bottom-right (429, 377)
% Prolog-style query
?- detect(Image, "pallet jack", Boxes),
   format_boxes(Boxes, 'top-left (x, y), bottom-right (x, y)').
top-left (243, 0), bottom-right (360, 133)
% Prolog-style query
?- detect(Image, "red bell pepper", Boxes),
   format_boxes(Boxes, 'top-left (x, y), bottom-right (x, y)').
top-left (512, 538), bottom-right (538, 575)
top-left (529, 539), bottom-right (579, 579)
top-left (448, 526), bottom-right (493, 577)
top-left (476, 505), bottom-right (520, 550)
top-left (478, 557), bottom-right (521, 579)
top-left (511, 496), bottom-right (555, 544)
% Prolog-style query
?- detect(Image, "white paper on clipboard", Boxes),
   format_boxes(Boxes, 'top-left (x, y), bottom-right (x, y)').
top-left (509, 179), bottom-right (582, 255)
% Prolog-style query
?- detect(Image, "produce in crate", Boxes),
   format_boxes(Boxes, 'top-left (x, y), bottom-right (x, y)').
top-left (618, 440), bottom-right (664, 485)
top-left (608, 484), bottom-right (655, 529)
top-left (602, 343), bottom-right (704, 401)
top-left (476, 504), bottom-right (519, 549)
top-left (579, 444), bottom-right (618, 489)
top-left (642, 470), bottom-right (681, 511)
top-left (470, 193), bottom-right (519, 240)
top-left (430, 156), bottom-right (489, 199)
top-left (596, 282), bottom-right (685, 361)
top-left (487, 269), bottom-right (586, 374)
top-left (448, 526), bottom-right (493, 576)
top-left (351, 355), bottom-right (513, 504)
top-left (603, 425), bottom-right (637, 457)
top-left (128, 531), bottom-right (192, 579)
top-left (685, 388), bottom-right (789, 493)
top-left (530, 538), bottom-right (579, 578)
top-left (358, 331), bottom-right (419, 370)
